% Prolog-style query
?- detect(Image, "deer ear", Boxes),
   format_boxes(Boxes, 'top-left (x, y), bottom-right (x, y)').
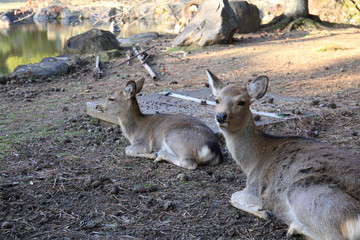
top-left (135, 77), bottom-right (145, 93)
top-left (206, 69), bottom-right (225, 96)
top-left (124, 81), bottom-right (137, 98)
top-left (247, 76), bottom-right (269, 102)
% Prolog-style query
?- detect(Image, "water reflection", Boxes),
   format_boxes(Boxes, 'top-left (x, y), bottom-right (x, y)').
top-left (0, 20), bottom-right (174, 75)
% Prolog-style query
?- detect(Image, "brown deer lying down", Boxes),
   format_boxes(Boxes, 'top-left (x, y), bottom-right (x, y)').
top-left (96, 78), bottom-right (223, 170)
top-left (206, 70), bottom-right (360, 240)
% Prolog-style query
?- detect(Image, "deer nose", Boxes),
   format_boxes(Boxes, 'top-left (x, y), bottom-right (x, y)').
top-left (216, 113), bottom-right (227, 124)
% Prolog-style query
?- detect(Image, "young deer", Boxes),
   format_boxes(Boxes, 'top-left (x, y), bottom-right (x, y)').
top-left (96, 78), bottom-right (223, 170)
top-left (206, 70), bottom-right (360, 240)
top-left (175, 1), bottom-right (199, 33)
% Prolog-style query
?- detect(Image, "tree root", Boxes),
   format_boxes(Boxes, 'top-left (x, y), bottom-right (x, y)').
top-left (261, 14), bottom-right (360, 32)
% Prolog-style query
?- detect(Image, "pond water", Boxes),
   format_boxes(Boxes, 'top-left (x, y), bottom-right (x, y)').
top-left (0, 20), bottom-right (175, 75)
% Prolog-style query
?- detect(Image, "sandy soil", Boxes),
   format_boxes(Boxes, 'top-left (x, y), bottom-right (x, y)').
top-left (1, 27), bottom-right (359, 240)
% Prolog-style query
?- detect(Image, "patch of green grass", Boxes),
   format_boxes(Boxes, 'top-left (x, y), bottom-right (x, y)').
top-left (57, 152), bottom-right (71, 158)
top-left (6, 113), bottom-right (17, 119)
top-left (32, 114), bottom-right (49, 119)
top-left (0, 120), bottom-right (13, 125)
top-left (314, 44), bottom-right (349, 52)
top-left (62, 98), bottom-right (73, 104)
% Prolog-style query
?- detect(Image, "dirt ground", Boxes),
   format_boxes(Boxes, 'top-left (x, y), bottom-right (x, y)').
top-left (1, 26), bottom-right (360, 240)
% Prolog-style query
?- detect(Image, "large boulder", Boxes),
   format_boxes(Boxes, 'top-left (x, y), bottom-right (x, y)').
top-left (229, 0), bottom-right (260, 33)
top-left (60, 7), bottom-right (80, 22)
top-left (63, 29), bottom-right (120, 54)
top-left (33, 6), bottom-right (61, 22)
top-left (33, 8), bottom-right (52, 22)
top-left (172, 0), bottom-right (238, 47)
top-left (9, 57), bottom-right (70, 80)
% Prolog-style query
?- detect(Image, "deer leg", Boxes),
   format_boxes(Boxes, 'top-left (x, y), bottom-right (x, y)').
top-left (286, 222), bottom-right (307, 239)
top-left (155, 151), bottom-right (198, 170)
top-left (125, 145), bottom-right (157, 159)
top-left (231, 188), bottom-right (272, 220)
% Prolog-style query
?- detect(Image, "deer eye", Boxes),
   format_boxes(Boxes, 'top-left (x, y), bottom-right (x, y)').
top-left (108, 97), bottom-right (115, 101)
top-left (215, 99), bottom-right (220, 104)
top-left (238, 101), bottom-right (246, 106)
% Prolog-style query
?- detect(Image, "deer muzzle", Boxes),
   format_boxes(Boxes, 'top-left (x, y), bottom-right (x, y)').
top-left (216, 113), bottom-right (227, 124)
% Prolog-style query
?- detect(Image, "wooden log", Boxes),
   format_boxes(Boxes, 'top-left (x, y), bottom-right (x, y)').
top-left (93, 55), bottom-right (103, 79)
top-left (132, 46), bottom-right (157, 80)
top-left (113, 46), bottom-right (155, 67)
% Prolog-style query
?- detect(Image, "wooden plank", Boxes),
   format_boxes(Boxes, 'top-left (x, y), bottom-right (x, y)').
top-left (159, 91), bottom-right (294, 119)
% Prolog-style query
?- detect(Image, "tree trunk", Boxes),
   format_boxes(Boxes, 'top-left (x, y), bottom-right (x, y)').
top-left (284, 0), bottom-right (309, 18)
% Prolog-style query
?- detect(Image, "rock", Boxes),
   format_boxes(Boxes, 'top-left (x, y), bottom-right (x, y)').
top-left (110, 185), bottom-right (119, 194)
top-left (2, 10), bottom-right (34, 24)
top-left (33, 6), bottom-right (61, 22)
top-left (91, 180), bottom-right (102, 188)
top-left (229, 0), bottom-right (260, 33)
top-left (2, 221), bottom-right (12, 229)
top-left (9, 56), bottom-right (70, 81)
top-left (64, 29), bottom-right (120, 54)
top-left (60, 7), bottom-right (80, 22)
top-left (311, 99), bottom-right (320, 106)
top-left (177, 173), bottom-right (189, 181)
top-left (172, 0), bottom-right (238, 46)
top-left (0, 75), bottom-right (8, 84)
top-left (0, 14), bottom-right (11, 27)
top-left (328, 103), bottom-right (337, 109)
top-left (118, 32), bottom-right (159, 46)
top-left (33, 8), bottom-right (51, 22)
top-left (254, 115), bottom-right (261, 121)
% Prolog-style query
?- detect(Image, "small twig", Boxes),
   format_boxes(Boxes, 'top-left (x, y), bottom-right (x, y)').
top-left (52, 178), bottom-right (58, 188)
top-left (78, 92), bottom-right (103, 95)
top-left (167, 3), bottom-right (180, 23)
top-left (164, 52), bottom-right (185, 61)
top-left (348, 0), bottom-right (360, 12)
top-left (13, 11), bottom-right (36, 22)
top-left (113, 46), bottom-right (155, 67)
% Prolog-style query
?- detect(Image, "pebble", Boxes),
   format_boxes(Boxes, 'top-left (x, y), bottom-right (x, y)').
top-left (83, 178), bottom-right (92, 188)
top-left (328, 103), bottom-right (337, 109)
top-left (2, 221), bottom-right (12, 229)
top-left (91, 180), bottom-right (102, 188)
top-left (254, 115), bottom-right (261, 121)
top-left (293, 109), bottom-right (302, 115)
top-left (68, 117), bottom-right (77, 123)
top-left (311, 99), bottom-right (320, 106)
top-left (177, 173), bottom-right (189, 181)
top-left (110, 185), bottom-right (119, 194)
top-left (351, 131), bottom-right (358, 136)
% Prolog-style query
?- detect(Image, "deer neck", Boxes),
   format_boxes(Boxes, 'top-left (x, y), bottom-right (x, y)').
top-left (222, 112), bottom-right (266, 177)
top-left (117, 98), bottom-right (145, 142)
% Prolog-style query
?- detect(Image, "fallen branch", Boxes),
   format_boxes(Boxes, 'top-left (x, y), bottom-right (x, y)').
top-left (13, 11), bottom-right (36, 23)
top-left (133, 46), bottom-right (157, 80)
top-left (113, 46), bottom-right (155, 67)
top-left (164, 52), bottom-right (185, 61)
